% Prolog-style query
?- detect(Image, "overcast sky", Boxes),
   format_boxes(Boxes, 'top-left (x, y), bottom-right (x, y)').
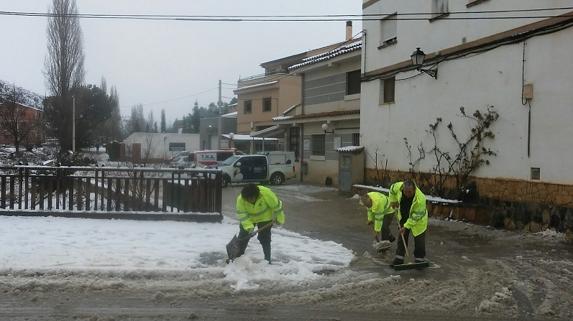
top-left (0, 0), bottom-right (361, 123)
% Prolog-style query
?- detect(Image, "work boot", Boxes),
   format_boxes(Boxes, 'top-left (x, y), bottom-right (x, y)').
top-left (392, 258), bottom-right (404, 266)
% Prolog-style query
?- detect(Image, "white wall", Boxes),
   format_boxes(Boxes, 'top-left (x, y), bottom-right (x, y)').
top-left (123, 133), bottom-right (200, 160)
top-left (363, 0), bottom-right (573, 73)
top-left (361, 27), bottom-right (573, 184)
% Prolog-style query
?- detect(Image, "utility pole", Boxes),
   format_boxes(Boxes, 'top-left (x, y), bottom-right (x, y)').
top-left (218, 80), bottom-right (222, 107)
top-left (72, 95), bottom-right (76, 153)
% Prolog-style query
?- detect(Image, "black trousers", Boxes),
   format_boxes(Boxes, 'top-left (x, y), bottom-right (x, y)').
top-left (380, 214), bottom-right (396, 242)
top-left (237, 221), bottom-right (272, 261)
top-left (395, 229), bottom-right (426, 261)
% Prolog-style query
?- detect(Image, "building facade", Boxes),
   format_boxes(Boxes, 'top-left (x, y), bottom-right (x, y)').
top-left (361, 0), bottom-right (573, 204)
top-left (271, 39), bottom-right (362, 186)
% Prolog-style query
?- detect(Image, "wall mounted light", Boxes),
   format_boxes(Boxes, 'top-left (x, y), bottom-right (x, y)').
top-left (321, 123), bottom-right (334, 134)
top-left (411, 47), bottom-right (438, 79)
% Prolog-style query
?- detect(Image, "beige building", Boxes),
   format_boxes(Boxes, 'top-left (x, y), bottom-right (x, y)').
top-left (235, 72), bottom-right (301, 134)
top-left (270, 39), bottom-right (362, 186)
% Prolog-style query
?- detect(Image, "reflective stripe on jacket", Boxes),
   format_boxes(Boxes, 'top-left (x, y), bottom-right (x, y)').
top-left (366, 192), bottom-right (394, 233)
top-left (236, 185), bottom-right (285, 232)
top-left (388, 182), bottom-right (428, 236)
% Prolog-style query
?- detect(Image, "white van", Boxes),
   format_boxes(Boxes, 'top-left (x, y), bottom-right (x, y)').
top-left (219, 151), bottom-right (295, 186)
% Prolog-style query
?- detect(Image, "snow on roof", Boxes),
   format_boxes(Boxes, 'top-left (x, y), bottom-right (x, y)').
top-left (235, 80), bottom-right (278, 92)
top-left (282, 104), bottom-right (300, 116)
top-left (289, 40), bottom-right (362, 71)
top-left (0, 80), bottom-right (43, 110)
top-left (272, 115), bottom-right (294, 121)
top-left (353, 184), bottom-right (462, 204)
top-left (336, 146), bottom-right (364, 153)
top-left (251, 125), bottom-right (282, 137)
top-left (221, 111), bottom-right (238, 118)
top-left (222, 134), bottom-right (278, 141)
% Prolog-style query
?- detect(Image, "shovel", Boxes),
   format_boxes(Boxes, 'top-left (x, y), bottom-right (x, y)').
top-left (226, 222), bottom-right (274, 263)
top-left (392, 218), bottom-right (430, 270)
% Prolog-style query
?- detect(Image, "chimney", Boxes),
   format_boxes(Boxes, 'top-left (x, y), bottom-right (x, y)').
top-left (346, 21), bottom-right (353, 41)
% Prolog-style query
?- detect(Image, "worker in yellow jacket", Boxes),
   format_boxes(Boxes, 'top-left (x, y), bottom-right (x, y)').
top-left (235, 184), bottom-right (285, 263)
top-left (389, 180), bottom-right (428, 266)
top-left (361, 192), bottom-right (396, 250)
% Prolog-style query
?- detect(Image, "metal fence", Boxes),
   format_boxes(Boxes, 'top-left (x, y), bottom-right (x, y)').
top-left (0, 166), bottom-right (222, 222)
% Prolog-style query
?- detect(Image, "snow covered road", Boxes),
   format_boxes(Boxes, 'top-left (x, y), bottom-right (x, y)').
top-left (0, 216), bottom-right (353, 290)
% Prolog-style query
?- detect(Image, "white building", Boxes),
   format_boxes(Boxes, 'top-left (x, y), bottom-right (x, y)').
top-left (361, 0), bottom-right (573, 203)
top-left (123, 132), bottom-right (200, 162)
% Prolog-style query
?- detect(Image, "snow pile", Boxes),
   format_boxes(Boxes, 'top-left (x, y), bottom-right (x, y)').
top-left (534, 229), bottom-right (566, 240)
top-left (0, 216), bottom-right (353, 290)
top-left (477, 287), bottom-right (515, 314)
top-left (353, 184), bottom-right (461, 204)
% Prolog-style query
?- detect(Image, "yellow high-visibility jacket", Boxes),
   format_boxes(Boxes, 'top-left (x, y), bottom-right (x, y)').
top-left (366, 192), bottom-right (394, 233)
top-left (388, 182), bottom-right (428, 236)
top-left (236, 185), bottom-right (285, 232)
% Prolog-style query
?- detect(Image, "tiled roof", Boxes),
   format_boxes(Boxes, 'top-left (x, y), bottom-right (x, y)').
top-left (273, 110), bottom-right (359, 122)
top-left (289, 40), bottom-right (362, 71)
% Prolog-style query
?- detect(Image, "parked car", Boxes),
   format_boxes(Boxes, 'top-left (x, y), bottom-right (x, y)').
top-left (195, 149), bottom-right (243, 168)
top-left (169, 151), bottom-right (195, 168)
top-left (219, 151), bottom-right (295, 187)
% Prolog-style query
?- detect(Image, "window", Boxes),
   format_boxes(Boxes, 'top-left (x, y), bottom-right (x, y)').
top-left (311, 134), bottom-right (325, 156)
top-left (352, 133), bottom-right (360, 146)
top-left (346, 70), bottom-right (361, 95)
top-left (379, 14), bottom-right (397, 48)
top-left (243, 100), bottom-right (252, 114)
top-left (432, 0), bottom-right (449, 18)
top-left (169, 142), bottom-right (186, 152)
top-left (531, 168), bottom-right (541, 180)
top-left (289, 127), bottom-right (300, 160)
top-left (380, 77), bottom-right (395, 104)
top-left (262, 97), bottom-right (272, 112)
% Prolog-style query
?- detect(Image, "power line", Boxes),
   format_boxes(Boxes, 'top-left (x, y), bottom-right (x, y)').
top-left (138, 87), bottom-right (218, 107)
top-left (0, 8), bottom-right (572, 22)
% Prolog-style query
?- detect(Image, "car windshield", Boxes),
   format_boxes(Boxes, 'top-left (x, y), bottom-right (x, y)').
top-left (221, 155), bottom-right (240, 166)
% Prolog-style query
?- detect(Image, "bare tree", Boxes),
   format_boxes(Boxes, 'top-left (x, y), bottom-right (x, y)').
top-left (0, 85), bottom-right (41, 155)
top-left (44, 0), bottom-right (85, 151)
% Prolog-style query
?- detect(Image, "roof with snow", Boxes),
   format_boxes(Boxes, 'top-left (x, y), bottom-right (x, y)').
top-left (221, 111), bottom-right (238, 118)
top-left (221, 134), bottom-right (278, 141)
top-left (336, 146), bottom-right (364, 153)
top-left (272, 110), bottom-right (359, 122)
top-left (289, 39), bottom-right (362, 71)
top-left (0, 80), bottom-right (43, 110)
top-left (235, 80), bottom-right (278, 93)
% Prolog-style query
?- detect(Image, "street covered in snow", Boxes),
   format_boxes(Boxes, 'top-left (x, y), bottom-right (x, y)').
top-left (0, 183), bottom-right (572, 320)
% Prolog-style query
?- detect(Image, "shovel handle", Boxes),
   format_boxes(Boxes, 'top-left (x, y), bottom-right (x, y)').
top-left (396, 214), bottom-right (411, 261)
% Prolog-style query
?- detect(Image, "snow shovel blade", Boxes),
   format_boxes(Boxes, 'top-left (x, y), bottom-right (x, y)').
top-left (226, 234), bottom-right (241, 262)
top-left (391, 261), bottom-right (430, 271)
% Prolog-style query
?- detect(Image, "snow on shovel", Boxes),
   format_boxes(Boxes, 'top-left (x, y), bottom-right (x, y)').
top-left (226, 222), bottom-right (274, 263)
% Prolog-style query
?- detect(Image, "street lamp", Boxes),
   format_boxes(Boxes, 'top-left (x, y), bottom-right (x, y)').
top-left (410, 47), bottom-right (438, 79)
top-left (229, 132), bottom-right (235, 149)
top-left (321, 123), bottom-right (334, 134)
